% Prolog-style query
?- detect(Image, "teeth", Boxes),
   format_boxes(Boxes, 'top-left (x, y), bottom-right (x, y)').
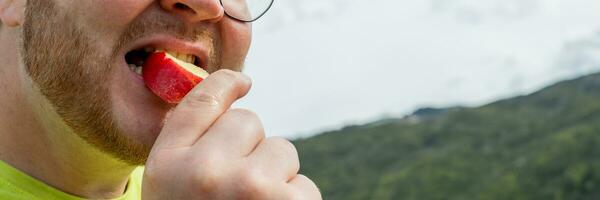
top-left (176, 54), bottom-right (188, 63)
top-left (170, 51), bottom-right (195, 64)
top-left (166, 50), bottom-right (176, 56)
top-left (191, 56), bottom-right (196, 64)
top-left (152, 48), bottom-right (197, 64)
top-left (128, 64), bottom-right (142, 75)
top-left (187, 55), bottom-right (193, 63)
top-left (131, 47), bottom-right (198, 75)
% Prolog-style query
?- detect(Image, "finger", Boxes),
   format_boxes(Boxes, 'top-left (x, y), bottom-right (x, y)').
top-left (247, 137), bottom-right (300, 181)
top-left (152, 70), bottom-right (252, 150)
top-left (194, 108), bottom-right (265, 157)
top-left (288, 174), bottom-right (322, 200)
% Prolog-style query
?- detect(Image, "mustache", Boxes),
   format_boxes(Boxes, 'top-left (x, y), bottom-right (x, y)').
top-left (112, 11), bottom-right (218, 58)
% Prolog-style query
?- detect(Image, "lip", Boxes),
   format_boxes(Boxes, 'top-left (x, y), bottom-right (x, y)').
top-left (121, 35), bottom-right (210, 70)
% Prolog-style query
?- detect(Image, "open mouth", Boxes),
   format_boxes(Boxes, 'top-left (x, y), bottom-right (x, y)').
top-left (125, 47), bottom-right (204, 75)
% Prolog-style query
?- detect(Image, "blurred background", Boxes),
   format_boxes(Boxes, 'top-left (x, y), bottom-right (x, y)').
top-left (235, 0), bottom-right (600, 199)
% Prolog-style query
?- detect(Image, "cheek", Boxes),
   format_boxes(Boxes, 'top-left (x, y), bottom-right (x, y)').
top-left (219, 19), bottom-right (252, 68)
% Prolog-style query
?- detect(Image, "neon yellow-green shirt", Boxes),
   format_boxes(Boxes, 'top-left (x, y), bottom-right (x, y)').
top-left (0, 160), bottom-right (143, 200)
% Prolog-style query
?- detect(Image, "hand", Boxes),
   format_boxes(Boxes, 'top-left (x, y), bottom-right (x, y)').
top-left (142, 70), bottom-right (321, 200)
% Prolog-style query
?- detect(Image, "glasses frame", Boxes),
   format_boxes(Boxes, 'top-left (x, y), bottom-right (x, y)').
top-left (220, 0), bottom-right (274, 23)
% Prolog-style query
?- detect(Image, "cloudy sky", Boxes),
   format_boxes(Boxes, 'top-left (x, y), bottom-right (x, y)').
top-left (234, 0), bottom-right (600, 138)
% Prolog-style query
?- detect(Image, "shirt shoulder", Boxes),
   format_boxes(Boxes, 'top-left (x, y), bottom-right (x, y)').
top-left (0, 160), bottom-right (144, 200)
top-left (0, 178), bottom-right (40, 200)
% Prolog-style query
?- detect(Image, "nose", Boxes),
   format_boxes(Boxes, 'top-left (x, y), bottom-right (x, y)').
top-left (160, 0), bottom-right (224, 23)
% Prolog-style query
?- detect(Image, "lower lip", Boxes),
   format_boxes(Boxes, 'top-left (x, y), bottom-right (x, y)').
top-left (121, 58), bottom-right (144, 82)
top-left (119, 58), bottom-right (171, 106)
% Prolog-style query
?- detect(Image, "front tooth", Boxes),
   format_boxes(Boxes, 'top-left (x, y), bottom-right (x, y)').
top-left (167, 50), bottom-right (176, 56)
top-left (174, 53), bottom-right (185, 62)
top-left (181, 54), bottom-right (188, 62)
top-left (135, 66), bottom-right (142, 75)
top-left (179, 54), bottom-right (188, 62)
top-left (160, 50), bottom-right (194, 64)
top-left (190, 56), bottom-right (196, 64)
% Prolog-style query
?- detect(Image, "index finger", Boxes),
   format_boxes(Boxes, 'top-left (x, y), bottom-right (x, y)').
top-left (152, 69), bottom-right (252, 150)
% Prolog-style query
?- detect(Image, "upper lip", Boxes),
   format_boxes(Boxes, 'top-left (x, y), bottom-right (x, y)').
top-left (123, 35), bottom-right (210, 69)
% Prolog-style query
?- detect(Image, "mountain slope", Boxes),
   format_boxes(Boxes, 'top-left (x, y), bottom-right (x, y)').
top-left (294, 72), bottom-right (600, 200)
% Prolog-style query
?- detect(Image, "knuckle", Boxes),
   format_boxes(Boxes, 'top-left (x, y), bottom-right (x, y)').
top-left (271, 137), bottom-right (300, 173)
top-left (293, 175), bottom-right (322, 200)
top-left (237, 73), bottom-right (252, 87)
top-left (229, 109), bottom-right (262, 126)
top-left (192, 171), bottom-right (221, 194)
top-left (215, 69), bottom-right (251, 88)
top-left (226, 108), bottom-right (265, 135)
top-left (265, 137), bottom-right (300, 173)
top-left (191, 165), bottom-right (222, 193)
top-left (184, 90), bottom-right (220, 108)
top-left (308, 181), bottom-right (323, 199)
top-left (268, 137), bottom-right (298, 155)
top-left (214, 69), bottom-right (239, 82)
top-left (297, 174), bottom-right (316, 187)
top-left (228, 108), bottom-right (259, 120)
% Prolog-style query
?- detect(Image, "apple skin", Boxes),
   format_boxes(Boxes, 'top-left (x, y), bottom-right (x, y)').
top-left (142, 52), bottom-right (207, 104)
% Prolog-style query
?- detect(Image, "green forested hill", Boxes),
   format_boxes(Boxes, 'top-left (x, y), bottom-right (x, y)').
top-left (294, 73), bottom-right (600, 200)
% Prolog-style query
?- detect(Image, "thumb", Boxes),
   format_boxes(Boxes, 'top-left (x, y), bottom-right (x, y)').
top-left (151, 69), bottom-right (252, 151)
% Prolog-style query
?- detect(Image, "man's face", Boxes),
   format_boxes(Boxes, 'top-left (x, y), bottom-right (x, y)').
top-left (21, 0), bottom-right (251, 165)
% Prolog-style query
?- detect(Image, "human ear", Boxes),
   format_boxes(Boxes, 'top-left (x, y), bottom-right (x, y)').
top-left (0, 0), bottom-right (25, 27)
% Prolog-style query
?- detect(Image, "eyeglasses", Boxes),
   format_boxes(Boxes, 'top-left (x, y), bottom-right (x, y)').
top-left (220, 0), bottom-right (274, 22)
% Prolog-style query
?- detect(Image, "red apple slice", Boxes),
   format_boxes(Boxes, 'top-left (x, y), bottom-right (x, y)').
top-left (142, 51), bottom-right (209, 104)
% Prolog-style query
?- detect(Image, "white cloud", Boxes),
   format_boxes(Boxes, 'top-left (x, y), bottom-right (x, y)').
top-left (235, 0), bottom-right (600, 138)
